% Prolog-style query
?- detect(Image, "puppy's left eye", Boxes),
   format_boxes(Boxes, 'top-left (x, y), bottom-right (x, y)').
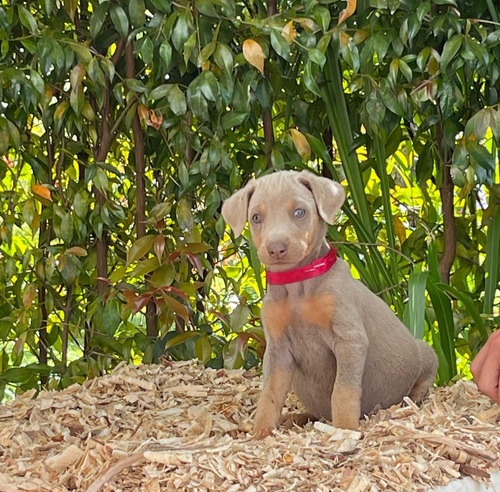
top-left (294, 208), bottom-right (306, 219)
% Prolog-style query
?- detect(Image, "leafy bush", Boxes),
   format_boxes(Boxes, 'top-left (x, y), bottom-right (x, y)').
top-left (0, 0), bottom-right (498, 400)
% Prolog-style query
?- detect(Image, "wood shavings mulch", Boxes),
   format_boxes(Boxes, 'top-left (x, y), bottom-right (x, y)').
top-left (1, 360), bottom-right (499, 492)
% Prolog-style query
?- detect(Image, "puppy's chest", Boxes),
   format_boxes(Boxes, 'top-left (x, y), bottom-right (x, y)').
top-left (261, 293), bottom-right (335, 340)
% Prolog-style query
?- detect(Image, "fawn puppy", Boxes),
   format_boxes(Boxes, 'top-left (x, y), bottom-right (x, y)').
top-left (222, 170), bottom-right (438, 437)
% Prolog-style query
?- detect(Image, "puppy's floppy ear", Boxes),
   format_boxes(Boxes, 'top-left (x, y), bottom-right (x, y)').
top-left (221, 182), bottom-right (256, 237)
top-left (298, 172), bottom-right (345, 225)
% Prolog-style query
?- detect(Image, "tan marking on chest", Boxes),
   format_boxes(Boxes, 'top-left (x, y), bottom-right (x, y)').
top-left (261, 300), bottom-right (291, 339)
top-left (299, 293), bottom-right (335, 329)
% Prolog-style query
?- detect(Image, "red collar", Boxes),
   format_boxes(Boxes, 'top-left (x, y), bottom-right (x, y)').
top-left (266, 245), bottom-right (338, 285)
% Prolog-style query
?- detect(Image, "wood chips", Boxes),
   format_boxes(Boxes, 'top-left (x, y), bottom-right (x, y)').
top-left (1, 360), bottom-right (499, 491)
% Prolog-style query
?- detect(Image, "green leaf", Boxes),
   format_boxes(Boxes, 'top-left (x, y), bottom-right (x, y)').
top-left (229, 305), bottom-right (250, 332)
top-left (221, 111), bottom-right (248, 129)
top-left (427, 282), bottom-right (456, 382)
top-left (0, 367), bottom-right (33, 383)
top-left (467, 141), bottom-right (495, 171)
top-left (270, 30), bottom-right (290, 60)
top-left (131, 257), bottom-right (159, 278)
top-left (129, 0), bottom-right (145, 27)
top-left (18, 5), bottom-right (38, 34)
top-left (127, 235), bottom-right (156, 265)
top-left (30, 69), bottom-right (45, 95)
top-left (223, 338), bottom-right (246, 369)
top-left (68, 41), bottom-right (92, 64)
top-left (195, 336), bottom-right (212, 364)
top-left (167, 84), bottom-right (187, 116)
top-left (149, 84), bottom-right (171, 101)
top-left (172, 11), bottom-right (191, 53)
top-left (436, 283), bottom-right (488, 342)
top-left (405, 271), bottom-right (428, 339)
top-left (54, 101), bottom-right (70, 134)
top-left (126, 78), bottom-right (147, 92)
top-left (198, 71), bottom-right (218, 101)
top-left (159, 41), bottom-right (173, 69)
top-left (60, 213), bottom-right (74, 244)
top-left (214, 43), bottom-right (233, 73)
top-left (150, 264), bottom-right (175, 287)
top-left (483, 209), bottom-right (500, 315)
top-left (313, 6), bottom-right (331, 32)
top-left (308, 48), bottom-right (326, 67)
top-left (440, 34), bottom-right (462, 70)
top-left (165, 331), bottom-right (199, 350)
top-left (90, 3), bottom-right (108, 39)
top-left (176, 197), bottom-right (194, 232)
top-left (187, 88), bottom-right (209, 121)
top-left (110, 4), bottom-right (129, 38)
top-left (6, 120), bottom-right (21, 150)
top-left (140, 37), bottom-right (154, 65)
top-left (303, 61), bottom-right (321, 96)
top-left (0, 118), bottom-right (10, 155)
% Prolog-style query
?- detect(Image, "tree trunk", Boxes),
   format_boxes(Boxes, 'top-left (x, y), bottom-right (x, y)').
top-left (263, 0), bottom-right (277, 168)
top-left (126, 41), bottom-right (158, 338)
top-left (439, 162), bottom-right (456, 284)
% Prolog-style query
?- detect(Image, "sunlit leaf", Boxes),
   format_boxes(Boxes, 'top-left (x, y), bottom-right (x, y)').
top-left (290, 129), bottom-right (311, 160)
top-left (282, 21), bottom-right (296, 44)
top-left (242, 39), bottom-right (265, 74)
top-left (65, 247), bottom-right (88, 257)
top-left (127, 235), bottom-right (156, 265)
top-left (338, 0), bottom-right (357, 25)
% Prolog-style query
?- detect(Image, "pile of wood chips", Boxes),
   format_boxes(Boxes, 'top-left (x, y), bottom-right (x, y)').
top-left (1, 359), bottom-right (499, 492)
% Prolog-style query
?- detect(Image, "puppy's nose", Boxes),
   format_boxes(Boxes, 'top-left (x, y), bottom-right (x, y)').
top-left (267, 241), bottom-right (288, 260)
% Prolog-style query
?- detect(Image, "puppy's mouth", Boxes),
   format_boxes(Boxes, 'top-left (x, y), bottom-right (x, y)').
top-left (263, 260), bottom-right (300, 271)
top-left (258, 251), bottom-right (308, 271)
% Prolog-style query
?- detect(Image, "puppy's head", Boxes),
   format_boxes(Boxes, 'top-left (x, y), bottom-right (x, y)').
top-left (222, 171), bottom-right (345, 270)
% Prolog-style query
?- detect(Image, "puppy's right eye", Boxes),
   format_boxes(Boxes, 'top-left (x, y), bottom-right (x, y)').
top-left (252, 213), bottom-right (262, 224)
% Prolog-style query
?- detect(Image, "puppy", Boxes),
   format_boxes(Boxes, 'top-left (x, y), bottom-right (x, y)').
top-left (222, 170), bottom-right (438, 436)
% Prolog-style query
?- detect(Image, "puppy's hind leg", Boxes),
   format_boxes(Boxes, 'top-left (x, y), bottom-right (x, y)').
top-left (409, 340), bottom-right (439, 403)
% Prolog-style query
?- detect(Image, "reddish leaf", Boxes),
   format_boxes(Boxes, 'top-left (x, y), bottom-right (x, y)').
top-left (154, 234), bottom-right (166, 263)
top-left (186, 252), bottom-right (203, 273)
top-left (23, 283), bottom-right (37, 309)
top-left (208, 309), bottom-right (229, 327)
top-left (167, 250), bottom-right (182, 262)
top-left (158, 285), bottom-right (189, 300)
top-left (163, 293), bottom-right (190, 322)
top-left (132, 294), bottom-right (152, 315)
top-left (32, 184), bottom-right (52, 202)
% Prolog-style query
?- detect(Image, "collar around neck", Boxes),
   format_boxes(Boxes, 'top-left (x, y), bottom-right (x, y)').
top-left (266, 244), bottom-right (338, 286)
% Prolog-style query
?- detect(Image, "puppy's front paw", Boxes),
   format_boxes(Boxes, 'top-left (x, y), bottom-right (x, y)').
top-left (331, 385), bottom-right (362, 430)
top-left (331, 413), bottom-right (360, 430)
top-left (252, 427), bottom-right (274, 440)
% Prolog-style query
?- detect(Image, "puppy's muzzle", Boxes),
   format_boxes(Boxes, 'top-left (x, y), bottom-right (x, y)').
top-left (267, 240), bottom-right (288, 260)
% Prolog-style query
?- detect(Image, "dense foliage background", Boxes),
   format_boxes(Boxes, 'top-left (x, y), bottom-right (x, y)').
top-left (0, 0), bottom-right (499, 400)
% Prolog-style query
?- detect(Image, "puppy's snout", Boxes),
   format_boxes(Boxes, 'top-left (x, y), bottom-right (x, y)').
top-left (267, 241), bottom-right (288, 260)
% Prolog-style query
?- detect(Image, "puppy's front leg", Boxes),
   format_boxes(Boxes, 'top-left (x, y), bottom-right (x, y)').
top-left (253, 345), bottom-right (295, 438)
top-left (329, 329), bottom-right (368, 430)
